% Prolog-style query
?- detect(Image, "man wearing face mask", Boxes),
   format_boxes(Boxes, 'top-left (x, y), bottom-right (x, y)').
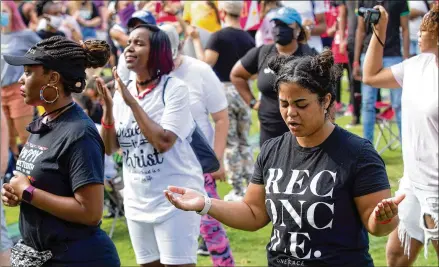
top-left (231, 6), bottom-right (318, 147)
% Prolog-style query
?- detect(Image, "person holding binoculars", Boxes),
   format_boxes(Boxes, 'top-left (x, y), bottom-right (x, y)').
top-left (362, 4), bottom-right (439, 267)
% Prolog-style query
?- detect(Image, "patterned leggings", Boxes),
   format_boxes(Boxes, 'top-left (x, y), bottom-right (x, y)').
top-left (200, 174), bottom-right (235, 267)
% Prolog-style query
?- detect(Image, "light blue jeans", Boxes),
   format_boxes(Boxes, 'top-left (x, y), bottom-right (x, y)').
top-left (360, 54), bottom-right (402, 142)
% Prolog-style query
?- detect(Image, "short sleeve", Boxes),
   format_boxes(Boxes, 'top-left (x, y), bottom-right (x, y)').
top-left (240, 46), bottom-right (262, 75)
top-left (250, 139), bottom-right (273, 185)
top-left (353, 141), bottom-right (390, 197)
top-left (400, 1), bottom-right (410, 16)
top-left (67, 133), bottom-right (104, 192)
top-left (161, 80), bottom-right (194, 140)
top-left (202, 66), bottom-right (227, 114)
top-left (205, 32), bottom-right (221, 53)
top-left (390, 60), bottom-right (405, 87)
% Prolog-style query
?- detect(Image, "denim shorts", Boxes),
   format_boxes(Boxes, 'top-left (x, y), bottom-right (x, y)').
top-left (1, 204), bottom-right (13, 252)
top-left (396, 177), bottom-right (438, 259)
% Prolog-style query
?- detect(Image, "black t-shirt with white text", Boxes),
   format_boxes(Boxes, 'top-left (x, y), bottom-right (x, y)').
top-left (240, 44), bottom-right (317, 145)
top-left (251, 126), bottom-right (390, 267)
top-left (359, 0), bottom-right (409, 57)
top-left (206, 27), bottom-right (255, 82)
top-left (16, 104), bottom-right (116, 261)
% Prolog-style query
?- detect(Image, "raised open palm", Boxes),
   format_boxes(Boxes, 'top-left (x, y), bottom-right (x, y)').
top-left (164, 186), bottom-right (205, 212)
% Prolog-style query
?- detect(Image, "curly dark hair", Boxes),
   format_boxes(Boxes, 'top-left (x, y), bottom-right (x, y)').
top-left (268, 49), bottom-right (342, 115)
top-left (420, 3), bottom-right (439, 35)
top-left (36, 36), bottom-right (110, 94)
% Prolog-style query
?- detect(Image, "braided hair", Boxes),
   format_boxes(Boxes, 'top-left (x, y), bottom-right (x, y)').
top-left (36, 36), bottom-right (110, 94)
top-left (268, 49), bottom-right (342, 116)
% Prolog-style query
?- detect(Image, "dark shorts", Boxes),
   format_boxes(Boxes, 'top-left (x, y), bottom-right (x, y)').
top-left (43, 229), bottom-right (120, 267)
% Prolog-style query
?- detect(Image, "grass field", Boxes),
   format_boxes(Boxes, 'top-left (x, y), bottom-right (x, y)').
top-left (4, 79), bottom-right (438, 266)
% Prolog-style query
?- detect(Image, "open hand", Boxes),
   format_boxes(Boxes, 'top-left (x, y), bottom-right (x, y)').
top-left (211, 163), bottom-right (226, 182)
top-left (112, 67), bottom-right (136, 106)
top-left (94, 75), bottom-right (113, 110)
top-left (164, 186), bottom-right (205, 212)
top-left (1, 183), bottom-right (19, 207)
top-left (373, 193), bottom-right (405, 223)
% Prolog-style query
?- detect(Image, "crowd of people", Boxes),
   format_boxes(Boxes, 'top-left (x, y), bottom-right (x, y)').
top-left (0, 1), bottom-right (438, 267)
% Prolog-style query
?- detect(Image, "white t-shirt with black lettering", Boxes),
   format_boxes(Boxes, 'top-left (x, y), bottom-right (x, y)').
top-left (251, 126), bottom-right (390, 267)
top-left (391, 53), bottom-right (438, 190)
top-left (113, 75), bottom-right (205, 223)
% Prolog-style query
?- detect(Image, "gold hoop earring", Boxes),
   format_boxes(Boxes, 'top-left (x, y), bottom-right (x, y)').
top-left (40, 84), bottom-right (59, 104)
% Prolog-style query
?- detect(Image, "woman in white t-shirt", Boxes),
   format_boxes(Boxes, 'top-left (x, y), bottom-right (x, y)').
top-left (159, 23), bottom-right (235, 266)
top-left (96, 24), bottom-right (205, 267)
top-left (362, 5), bottom-right (438, 266)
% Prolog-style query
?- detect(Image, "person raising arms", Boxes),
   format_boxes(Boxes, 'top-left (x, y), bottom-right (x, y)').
top-left (166, 50), bottom-right (405, 267)
top-left (361, 4), bottom-right (439, 266)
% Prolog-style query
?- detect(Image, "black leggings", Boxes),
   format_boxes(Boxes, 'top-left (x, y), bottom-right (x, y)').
top-left (347, 48), bottom-right (362, 119)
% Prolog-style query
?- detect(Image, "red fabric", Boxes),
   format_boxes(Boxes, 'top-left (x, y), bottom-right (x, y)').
top-left (331, 5), bottom-right (348, 64)
top-left (240, 0), bottom-right (261, 31)
top-left (321, 0), bottom-right (337, 38)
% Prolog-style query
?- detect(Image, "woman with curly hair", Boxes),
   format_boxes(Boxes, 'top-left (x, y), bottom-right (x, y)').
top-left (1, 36), bottom-right (120, 267)
top-left (362, 4), bottom-right (439, 266)
top-left (165, 49), bottom-right (405, 267)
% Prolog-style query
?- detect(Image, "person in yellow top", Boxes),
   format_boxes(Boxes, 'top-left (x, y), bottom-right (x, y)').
top-left (183, 1), bottom-right (221, 33)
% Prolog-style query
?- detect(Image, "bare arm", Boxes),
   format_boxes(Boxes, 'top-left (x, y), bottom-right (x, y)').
top-left (191, 35), bottom-right (206, 62)
top-left (109, 28), bottom-right (129, 48)
top-left (211, 108), bottom-right (229, 161)
top-left (128, 101), bottom-right (178, 153)
top-left (80, 16), bottom-right (102, 28)
top-left (30, 184), bottom-right (104, 226)
top-left (338, 4), bottom-right (347, 42)
top-left (230, 61), bottom-right (257, 106)
top-left (354, 16), bottom-right (366, 64)
top-left (100, 108), bottom-right (120, 156)
top-left (355, 189), bottom-right (400, 236)
top-left (312, 13), bottom-right (327, 36)
top-left (409, 8), bottom-right (426, 20)
top-left (400, 15), bottom-right (410, 59)
top-left (166, 183), bottom-right (271, 231)
top-left (0, 110), bottom-right (9, 176)
top-left (362, 10), bottom-right (400, 89)
top-left (203, 49), bottom-right (219, 67)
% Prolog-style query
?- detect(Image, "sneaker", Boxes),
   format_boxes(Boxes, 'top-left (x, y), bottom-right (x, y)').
top-left (223, 190), bottom-right (244, 202)
top-left (197, 239), bottom-right (210, 256)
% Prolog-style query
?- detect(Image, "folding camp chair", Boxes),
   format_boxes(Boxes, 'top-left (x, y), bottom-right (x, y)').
top-left (104, 174), bottom-right (125, 239)
top-left (374, 102), bottom-right (401, 155)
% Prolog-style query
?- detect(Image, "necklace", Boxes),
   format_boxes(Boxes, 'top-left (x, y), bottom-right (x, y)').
top-left (136, 80), bottom-right (160, 100)
top-left (42, 102), bottom-right (75, 123)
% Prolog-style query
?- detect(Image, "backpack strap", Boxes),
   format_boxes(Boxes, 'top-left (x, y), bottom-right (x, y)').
top-left (161, 76), bottom-right (172, 105)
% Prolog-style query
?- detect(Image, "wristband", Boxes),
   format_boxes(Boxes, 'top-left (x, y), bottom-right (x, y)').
top-left (249, 98), bottom-right (257, 109)
top-left (377, 218), bottom-right (392, 225)
top-left (101, 118), bottom-right (115, 129)
top-left (196, 195), bottom-right (212, 215)
top-left (353, 61), bottom-right (360, 68)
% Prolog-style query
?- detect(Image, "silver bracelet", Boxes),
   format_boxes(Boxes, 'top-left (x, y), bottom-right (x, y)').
top-left (196, 195), bottom-right (212, 216)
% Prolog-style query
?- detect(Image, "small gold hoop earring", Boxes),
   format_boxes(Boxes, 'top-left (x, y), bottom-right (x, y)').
top-left (40, 84), bottom-right (59, 104)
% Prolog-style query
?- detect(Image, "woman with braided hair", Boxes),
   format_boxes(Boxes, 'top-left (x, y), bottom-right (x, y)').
top-left (165, 49), bottom-right (406, 267)
top-left (362, 4), bottom-right (439, 266)
top-left (0, 36), bottom-right (120, 267)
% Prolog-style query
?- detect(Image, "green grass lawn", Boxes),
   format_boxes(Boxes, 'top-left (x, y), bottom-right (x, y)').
top-left (4, 78), bottom-right (438, 266)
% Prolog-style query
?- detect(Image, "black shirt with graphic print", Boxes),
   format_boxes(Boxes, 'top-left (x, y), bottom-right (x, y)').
top-left (16, 104), bottom-right (114, 259)
top-left (359, 0), bottom-right (409, 57)
top-left (240, 43), bottom-right (317, 145)
top-left (251, 126), bottom-right (390, 267)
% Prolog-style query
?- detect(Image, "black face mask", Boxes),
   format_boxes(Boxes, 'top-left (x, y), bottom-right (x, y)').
top-left (26, 102), bottom-right (75, 134)
top-left (273, 23), bottom-right (295, 46)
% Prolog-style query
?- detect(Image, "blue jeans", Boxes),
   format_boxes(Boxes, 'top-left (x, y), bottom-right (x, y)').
top-left (410, 40), bottom-right (420, 56)
top-left (360, 55), bottom-right (402, 142)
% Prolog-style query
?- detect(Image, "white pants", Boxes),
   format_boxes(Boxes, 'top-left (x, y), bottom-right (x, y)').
top-left (396, 177), bottom-right (438, 259)
top-left (127, 210), bottom-right (201, 265)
